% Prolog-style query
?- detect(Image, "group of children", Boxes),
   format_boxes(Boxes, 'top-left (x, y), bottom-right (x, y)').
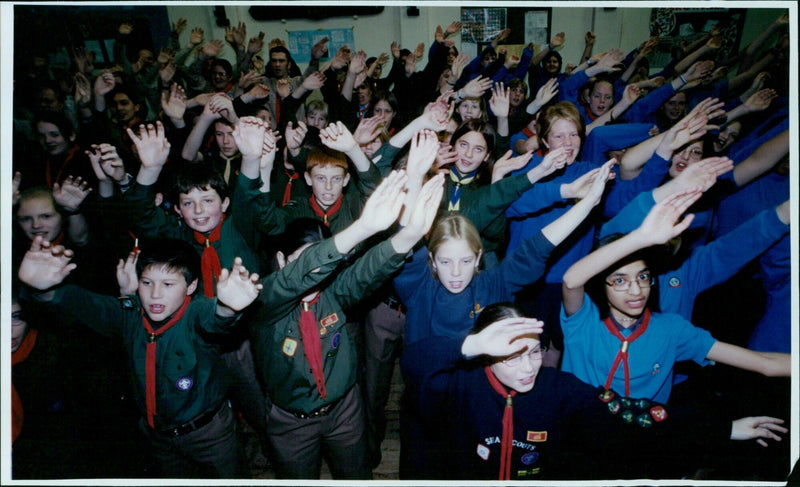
top-left (11, 6), bottom-right (792, 481)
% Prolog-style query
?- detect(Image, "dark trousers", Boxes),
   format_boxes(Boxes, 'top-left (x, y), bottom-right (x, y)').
top-left (138, 401), bottom-right (238, 478)
top-left (267, 384), bottom-right (371, 479)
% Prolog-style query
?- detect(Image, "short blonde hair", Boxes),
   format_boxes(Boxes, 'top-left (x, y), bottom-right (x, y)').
top-left (537, 101), bottom-right (585, 151)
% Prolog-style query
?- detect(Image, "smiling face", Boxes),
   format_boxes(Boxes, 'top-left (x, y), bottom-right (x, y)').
top-left (457, 98), bottom-right (482, 123)
top-left (661, 92), bottom-right (687, 122)
top-left (11, 302), bottom-right (29, 353)
top-left (138, 264), bottom-right (197, 322)
top-left (305, 164), bottom-right (350, 208)
top-left (17, 194), bottom-right (63, 242)
top-left (543, 118), bottom-right (581, 164)
top-left (669, 140), bottom-right (703, 179)
top-left (453, 130), bottom-right (490, 174)
top-left (430, 238), bottom-right (481, 294)
top-left (543, 54), bottom-right (561, 75)
top-left (589, 81), bottom-right (614, 117)
top-left (36, 121), bottom-right (73, 156)
top-left (490, 336), bottom-right (543, 393)
top-left (214, 122), bottom-right (239, 157)
top-left (605, 260), bottom-right (651, 323)
top-left (175, 188), bottom-right (229, 233)
top-left (355, 83), bottom-right (373, 106)
top-left (211, 65), bottom-right (232, 90)
top-left (111, 92), bottom-right (140, 124)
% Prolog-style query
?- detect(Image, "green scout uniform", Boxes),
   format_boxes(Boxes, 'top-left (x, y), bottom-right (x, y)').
top-left (249, 237), bottom-right (408, 414)
top-left (244, 161), bottom-right (383, 237)
top-left (124, 180), bottom-right (260, 293)
top-left (440, 172), bottom-right (536, 254)
top-left (32, 286), bottom-right (237, 427)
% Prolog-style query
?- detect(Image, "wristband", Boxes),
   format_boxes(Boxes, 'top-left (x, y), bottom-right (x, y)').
top-left (679, 74), bottom-right (688, 85)
top-left (118, 173), bottom-right (134, 190)
top-left (587, 59), bottom-right (597, 67)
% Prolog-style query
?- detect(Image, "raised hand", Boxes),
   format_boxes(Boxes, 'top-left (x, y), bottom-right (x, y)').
top-left (207, 93), bottom-right (237, 123)
top-left (622, 84), bottom-right (641, 104)
top-left (636, 188), bottom-right (703, 246)
top-left (396, 172), bottom-right (445, 246)
top-left (285, 121), bottom-right (308, 152)
top-left (319, 121), bottom-right (358, 153)
top-left (357, 170), bottom-right (409, 233)
top-left (86, 143), bottom-right (126, 183)
top-left (671, 156), bottom-right (733, 194)
top-left (460, 75), bottom-right (492, 98)
top-left (488, 82), bottom-right (510, 118)
top-left (202, 39), bottom-right (224, 58)
top-left (119, 22), bottom-right (134, 36)
top-left (74, 72), bottom-right (92, 107)
top-left (18, 236), bottom-right (77, 291)
top-left (53, 176), bottom-right (92, 213)
top-left (331, 45), bottom-right (351, 69)
top-left (93, 71), bottom-right (116, 97)
top-left (238, 69), bottom-right (266, 91)
top-left (584, 31), bottom-right (596, 46)
top-left (493, 150), bottom-right (533, 183)
top-left (189, 27), bottom-right (205, 47)
top-left (275, 78), bottom-right (292, 99)
top-left (171, 18), bottom-right (187, 37)
top-left (582, 158), bottom-right (616, 206)
top-left (444, 21), bottom-right (462, 39)
top-left (116, 250), bottom-right (139, 296)
top-left (73, 46), bottom-right (94, 75)
top-left (550, 32), bottom-right (566, 49)
top-left (158, 60), bottom-right (177, 86)
top-left (349, 50), bottom-right (367, 74)
top-left (216, 257), bottom-right (262, 314)
top-left (528, 77), bottom-right (559, 114)
top-left (245, 83), bottom-right (271, 101)
top-left (390, 41), bottom-right (401, 59)
top-left (232, 116), bottom-right (267, 161)
top-left (353, 116), bottom-right (384, 145)
top-left (301, 71), bottom-right (326, 91)
top-left (248, 32), bottom-right (266, 55)
top-left (462, 316), bottom-right (545, 358)
top-left (434, 143), bottom-right (459, 173)
top-left (127, 121), bottom-right (171, 170)
top-left (161, 82), bottom-right (187, 121)
top-left (451, 52), bottom-right (469, 80)
top-left (260, 129), bottom-right (280, 170)
top-left (744, 88), bottom-right (777, 112)
top-left (406, 130), bottom-right (440, 179)
top-left (413, 43), bottom-right (425, 60)
top-left (731, 417), bottom-right (787, 447)
top-left (683, 60), bottom-right (714, 83)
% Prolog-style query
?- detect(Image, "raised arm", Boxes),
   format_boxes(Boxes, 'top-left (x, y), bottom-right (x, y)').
top-left (732, 129), bottom-right (788, 187)
top-left (706, 341), bottom-right (790, 378)
top-left (562, 189), bottom-right (702, 316)
top-left (18, 237), bottom-right (77, 301)
top-left (319, 121), bottom-right (371, 173)
top-left (129, 121), bottom-right (171, 186)
top-left (52, 176), bottom-right (92, 246)
top-left (181, 93), bottom-right (224, 161)
top-left (215, 257), bottom-right (263, 317)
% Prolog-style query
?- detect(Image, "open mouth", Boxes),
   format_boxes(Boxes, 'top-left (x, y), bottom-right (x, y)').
top-left (149, 304), bottom-right (165, 314)
top-left (448, 281), bottom-right (463, 290)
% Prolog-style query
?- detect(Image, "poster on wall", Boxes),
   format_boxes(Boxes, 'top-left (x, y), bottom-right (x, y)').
top-left (524, 10), bottom-right (549, 46)
top-left (648, 7), bottom-right (746, 70)
top-left (461, 7), bottom-right (507, 44)
top-left (288, 27), bottom-right (354, 63)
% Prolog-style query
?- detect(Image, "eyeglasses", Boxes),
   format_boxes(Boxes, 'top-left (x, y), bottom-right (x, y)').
top-left (501, 346), bottom-right (548, 367)
top-left (679, 147), bottom-right (703, 161)
top-left (605, 272), bottom-right (655, 292)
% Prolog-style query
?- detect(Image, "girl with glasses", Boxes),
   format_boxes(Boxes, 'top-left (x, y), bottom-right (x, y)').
top-left (561, 189), bottom-right (790, 403)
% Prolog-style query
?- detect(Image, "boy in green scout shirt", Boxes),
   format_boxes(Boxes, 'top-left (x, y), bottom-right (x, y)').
top-left (118, 121), bottom-right (260, 297)
top-left (245, 168), bottom-right (444, 479)
top-left (17, 236), bottom-right (262, 478)
top-left (232, 118), bottom-right (383, 236)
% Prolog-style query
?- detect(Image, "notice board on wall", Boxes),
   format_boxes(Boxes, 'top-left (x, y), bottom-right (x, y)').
top-left (288, 27), bottom-right (354, 63)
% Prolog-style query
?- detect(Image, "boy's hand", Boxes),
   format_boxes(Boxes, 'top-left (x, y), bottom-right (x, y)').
top-left (116, 250), bottom-right (139, 296)
top-left (216, 257), bottom-right (262, 315)
top-left (18, 236), bottom-right (77, 290)
top-left (320, 121), bottom-right (358, 154)
top-left (488, 82), bottom-right (510, 118)
top-left (87, 143), bottom-right (126, 183)
top-left (128, 121), bottom-right (171, 171)
top-left (285, 121), bottom-right (308, 152)
top-left (493, 150), bottom-right (533, 183)
top-left (357, 170), bottom-right (408, 233)
top-left (161, 82), bottom-right (187, 122)
top-left (53, 176), bottom-right (92, 213)
top-left (397, 172), bottom-right (444, 241)
top-left (353, 115), bottom-right (384, 146)
top-left (233, 116), bottom-right (267, 161)
top-left (731, 417), bottom-right (786, 447)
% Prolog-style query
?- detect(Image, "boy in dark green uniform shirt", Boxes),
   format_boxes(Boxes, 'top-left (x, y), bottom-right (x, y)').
top-left (245, 169), bottom-right (444, 479)
top-left (18, 236), bottom-right (262, 477)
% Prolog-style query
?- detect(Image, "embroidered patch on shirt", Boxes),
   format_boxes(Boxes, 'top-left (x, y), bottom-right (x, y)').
top-left (321, 313), bottom-right (339, 328)
top-left (651, 363), bottom-right (661, 375)
top-left (650, 405), bottom-right (668, 422)
top-left (117, 296), bottom-right (138, 310)
top-left (331, 332), bottom-right (341, 350)
top-left (469, 302), bottom-right (485, 319)
top-left (476, 443), bottom-right (490, 460)
top-left (526, 431), bottom-right (547, 442)
top-left (175, 377), bottom-right (194, 391)
top-left (668, 277), bottom-right (681, 288)
top-left (521, 451), bottom-right (539, 465)
top-left (282, 337), bottom-right (298, 357)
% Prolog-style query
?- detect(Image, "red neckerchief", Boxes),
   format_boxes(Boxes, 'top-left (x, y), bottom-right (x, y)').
top-left (45, 145), bottom-right (78, 188)
top-left (299, 294), bottom-right (327, 400)
top-left (141, 296), bottom-right (191, 428)
top-left (193, 214), bottom-right (226, 298)
top-left (50, 232), bottom-right (64, 247)
top-left (522, 127), bottom-right (535, 139)
top-left (602, 309), bottom-right (651, 396)
top-left (12, 330), bottom-right (38, 444)
top-left (309, 195), bottom-right (343, 227)
top-left (275, 94), bottom-right (281, 124)
top-left (485, 366), bottom-right (517, 480)
top-left (283, 170), bottom-right (299, 206)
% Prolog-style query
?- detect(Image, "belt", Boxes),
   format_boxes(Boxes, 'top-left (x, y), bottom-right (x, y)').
top-left (289, 394), bottom-right (344, 419)
top-left (155, 401), bottom-right (225, 437)
top-left (383, 294), bottom-right (406, 314)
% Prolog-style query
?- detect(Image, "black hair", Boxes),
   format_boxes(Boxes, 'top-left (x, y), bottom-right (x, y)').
top-left (267, 46), bottom-right (302, 77)
top-left (33, 109), bottom-right (76, 139)
top-left (469, 302), bottom-right (524, 335)
top-left (173, 162), bottom-right (229, 203)
top-left (449, 119), bottom-right (497, 183)
top-left (587, 233), bottom-right (662, 318)
top-left (541, 50), bottom-right (563, 73)
top-left (277, 218), bottom-right (331, 258)
top-left (210, 58), bottom-right (233, 78)
top-left (135, 237), bottom-right (200, 287)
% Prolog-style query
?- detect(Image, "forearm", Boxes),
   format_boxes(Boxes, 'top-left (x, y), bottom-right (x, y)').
top-left (618, 133), bottom-right (665, 179)
top-left (733, 129), bottom-right (789, 187)
top-left (66, 214), bottom-right (90, 246)
top-left (345, 146), bottom-right (372, 173)
top-left (562, 230), bottom-right (647, 290)
top-left (540, 196), bottom-right (595, 247)
top-left (181, 116), bottom-right (214, 161)
top-left (333, 219), bottom-right (374, 254)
